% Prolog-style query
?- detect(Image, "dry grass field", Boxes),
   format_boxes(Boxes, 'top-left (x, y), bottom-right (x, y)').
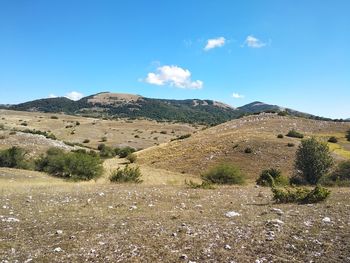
top-left (137, 114), bottom-right (350, 180)
top-left (1, 168), bottom-right (350, 262)
top-left (0, 109), bottom-right (201, 154)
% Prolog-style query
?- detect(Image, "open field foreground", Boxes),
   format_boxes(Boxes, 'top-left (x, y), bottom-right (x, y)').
top-left (1, 169), bottom-right (350, 262)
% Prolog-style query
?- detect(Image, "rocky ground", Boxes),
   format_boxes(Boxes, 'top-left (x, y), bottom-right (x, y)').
top-left (0, 168), bottom-right (349, 263)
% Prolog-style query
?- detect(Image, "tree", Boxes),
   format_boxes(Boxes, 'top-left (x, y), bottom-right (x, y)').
top-left (295, 138), bottom-right (334, 184)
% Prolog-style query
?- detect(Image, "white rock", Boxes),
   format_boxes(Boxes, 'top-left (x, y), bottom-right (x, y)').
top-left (56, 230), bottom-right (63, 235)
top-left (53, 247), bottom-right (62, 252)
top-left (271, 208), bottom-right (284, 215)
top-left (98, 192), bottom-right (105, 197)
top-left (225, 211), bottom-right (240, 218)
top-left (129, 205), bottom-right (137, 210)
top-left (224, 244), bottom-right (232, 250)
top-left (322, 217), bottom-right (331, 223)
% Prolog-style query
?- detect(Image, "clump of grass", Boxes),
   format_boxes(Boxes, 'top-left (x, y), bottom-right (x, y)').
top-left (50, 116), bottom-right (59, 119)
top-left (185, 180), bottom-right (215, 189)
top-left (0, 124), bottom-right (4, 130)
top-left (20, 122), bottom-right (28, 126)
top-left (277, 134), bottom-right (284, 139)
top-left (271, 185), bottom-right (330, 204)
top-left (83, 139), bottom-right (90, 143)
top-left (286, 129), bottom-right (304, 138)
top-left (287, 143), bottom-right (295, 147)
top-left (109, 165), bottom-right (142, 183)
top-left (202, 163), bottom-right (245, 185)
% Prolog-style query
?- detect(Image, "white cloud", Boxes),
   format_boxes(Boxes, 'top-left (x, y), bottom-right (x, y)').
top-left (48, 94), bottom-right (58, 98)
top-left (232, 93), bottom-right (245, 99)
top-left (245, 35), bottom-right (266, 48)
top-left (204, 37), bottom-right (226, 51)
top-left (144, 65), bottom-right (203, 89)
top-left (65, 91), bottom-right (84, 101)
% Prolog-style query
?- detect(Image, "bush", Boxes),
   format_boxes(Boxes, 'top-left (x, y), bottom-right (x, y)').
top-left (75, 121), bottom-right (80, 126)
top-left (328, 136), bottom-right (338, 143)
top-left (50, 116), bottom-right (59, 119)
top-left (117, 146), bottom-right (136, 158)
top-left (83, 139), bottom-right (90, 143)
top-left (109, 165), bottom-right (142, 183)
top-left (244, 147), bottom-right (253, 153)
top-left (256, 168), bottom-right (289, 186)
top-left (35, 148), bottom-right (103, 181)
top-left (272, 185), bottom-right (330, 204)
top-left (0, 147), bottom-right (28, 169)
top-left (286, 129), bottom-right (304, 138)
top-left (101, 136), bottom-right (107, 142)
top-left (0, 124), bottom-right (4, 130)
top-left (277, 134), bottom-right (284, 139)
top-left (99, 145), bottom-right (116, 158)
top-left (171, 134), bottom-right (191, 141)
top-left (20, 122), bottom-right (28, 126)
top-left (126, 153), bottom-right (137, 163)
top-left (287, 143), bottom-right (295, 147)
top-left (202, 163), bottom-right (245, 185)
top-left (321, 160), bottom-right (350, 186)
top-left (346, 129), bottom-right (350, 141)
top-left (22, 129), bottom-right (56, 140)
top-left (295, 137), bottom-right (334, 184)
top-left (185, 180), bottom-right (215, 189)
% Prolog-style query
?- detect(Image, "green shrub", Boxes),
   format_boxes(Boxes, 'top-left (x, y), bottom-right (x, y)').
top-left (277, 134), bottom-right (284, 139)
top-left (50, 116), bottom-right (59, 119)
top-left (171, 134), bottom-right (191, 141)
top-left (346, 130), bottom-right (350, 141)
top-left (278, 111), bottom-right (288, 116)
top-left (295, 137), bottom-right (334, 184)
top-left (83, 139), bottom-right (90, 143)
top-left (287, 143), bottom-right (295, 147)
top-left (202, 163), bottom-right (245, 185)
top-left (109, 165), bottom-right (142, 183)
top-left (117, 146), bottom-right (136, 158)
top-left (244, 147), bottom-right (253, 153)
top-left (321, 160), bottom-right (350, 186)
top-left (0, 124), bottom-right (4, 130)
top-left (101, 136), bottom-right (107, 142)
top-left (75, 121), bottom-right (80, 126)
top-left (185, 180), bottom-right (215, 189)
top-left (256, 168), bottom-right (289, 186)
top-left (99, 145), bottom-right (116, 158)
top-left (328, 136), bottom-right (338, 143)
top-left (22, 129), bottom-right (56, 140)
top-left (0, 147), bottom-right (28, 169)
top-left (35, 148), bottom-right (103, 181)
top-left (20, 122), bottom-right (28, 126)
top-left (126, 153), bottom-right (137, 163)
top-left (271, 185), bottom-right (330, 204)
top-left (286, 129), bottom-right (304, 138)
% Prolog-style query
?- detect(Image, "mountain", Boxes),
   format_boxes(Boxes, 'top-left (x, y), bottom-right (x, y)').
top-left (7, 92), bottom-right (244, 125)
top-left (4, 92), bottom-right (332, 125)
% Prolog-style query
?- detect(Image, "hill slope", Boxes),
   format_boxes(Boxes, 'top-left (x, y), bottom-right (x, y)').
top-left (137, 114), bottom-right (350, 180)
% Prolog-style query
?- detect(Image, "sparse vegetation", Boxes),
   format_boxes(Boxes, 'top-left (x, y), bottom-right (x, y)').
top-left (202, 163), bottom-right (245, 185)
top-left (277, 134), bottom-right (284, 138)
top-left (50, 116), bottom-right (59, 119)
top-left (21, 129), bottom-right (56, 140)
top-left (171, 133), bottom-right (191, 141)
top-left (83, 139), bottom-right (90, 143)
top-left (0, 123), bottom-right (4, 130)
top-left (20, 122), bottom-right (28, 126)
top-left (287, 142), bottom-right (295, 147)
top-left (117, 146), bottom-right (136, 158)
top-left (109, 165), bottom-right (142, 183)
top-left (294, 137), bottom-right (334, 184)
top-left (286, 129), bottom-right (304, 138)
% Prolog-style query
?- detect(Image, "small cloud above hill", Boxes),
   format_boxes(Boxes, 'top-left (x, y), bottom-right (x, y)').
top-left (65, 91), bottom-right (84, 101)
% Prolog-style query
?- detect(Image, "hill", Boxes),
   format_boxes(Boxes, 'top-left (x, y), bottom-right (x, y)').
top-left (137, 113), bottom-right (350, 180)
top-left (7, 92), bottom-right (244, 125)
top-left (5, 92), bottom-right (335, 125)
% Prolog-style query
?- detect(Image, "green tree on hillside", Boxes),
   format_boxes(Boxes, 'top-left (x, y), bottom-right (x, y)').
top-left (295, 138), bottom-right (334, 184)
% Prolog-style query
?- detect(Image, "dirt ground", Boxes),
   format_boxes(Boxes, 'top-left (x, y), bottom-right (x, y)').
top-left (0, 168), bottom-right (349, 263)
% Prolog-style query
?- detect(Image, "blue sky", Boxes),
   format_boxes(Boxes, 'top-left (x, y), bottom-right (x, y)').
top-left (0, 0), bottom-right (349, 118)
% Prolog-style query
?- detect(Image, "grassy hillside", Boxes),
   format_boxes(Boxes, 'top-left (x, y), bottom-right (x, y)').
top-left (137, 113), bottom-right (350, 180)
